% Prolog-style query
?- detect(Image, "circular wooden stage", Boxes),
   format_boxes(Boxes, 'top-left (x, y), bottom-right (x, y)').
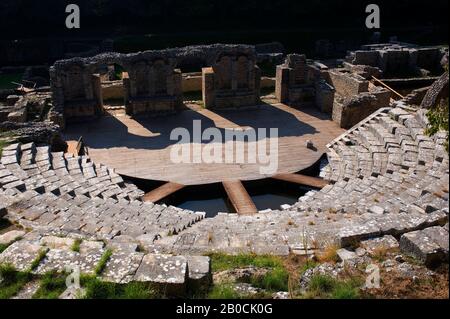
top-left (64, 102), bottom-right (344, 186)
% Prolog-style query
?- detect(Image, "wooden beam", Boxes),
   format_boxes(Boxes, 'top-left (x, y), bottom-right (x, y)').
top-left (272, 173), bottom-right (328, 189)
top-left (222, 180), bottom-right (258, 215)
top-left (142, 182), bottom-right (185, 203)
top-left (371, 76), bottom-right (405, 99)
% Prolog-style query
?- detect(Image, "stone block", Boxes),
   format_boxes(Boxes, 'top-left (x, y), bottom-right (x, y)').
top-left (186, 256), bottom-right (211, 291)
top-left (0, 241), bottom-right (43, 272)
top-left (0, 230), bottom-right (26, 245)
top-left (400, 227), bottom-right (448, 267)
top-left (134, 254), bottom-right (188, 296)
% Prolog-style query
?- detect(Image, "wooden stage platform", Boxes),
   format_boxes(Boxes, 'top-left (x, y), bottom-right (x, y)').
top-left (64, 102), bottom-right (344, 186)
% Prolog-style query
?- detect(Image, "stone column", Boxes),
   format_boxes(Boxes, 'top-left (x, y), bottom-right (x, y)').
top-left (202, 67), bottom-right (215, 109)
top-left (92, 74), bottom-right (103, 115)
top-left (275, 66), bottom-right (290, 103)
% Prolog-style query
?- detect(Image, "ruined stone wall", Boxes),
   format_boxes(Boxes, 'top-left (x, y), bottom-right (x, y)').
top-left (202, 45), bottom-right (261, 109)
top-left (101, 81), bottom-right (124, 101)
top-left (347, 45), bottom-right (445, 77)
top-left (276, 54), bottom-right (334, 111)
top-left (332, 88), bottom-right (391, 129)
top-left (328, 70), bottom-right (369, 97)
top-left (50, 44), bottom-right (257, 124)
top-left (351, 51), bottom-right (379, 66)
top-left (315, 80), bottom-right (335, 113)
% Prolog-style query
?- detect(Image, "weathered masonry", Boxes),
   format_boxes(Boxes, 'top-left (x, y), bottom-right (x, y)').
top-left (49, 45), bottom-right (261, 128)
top-left (275, 54), bottom-right (335, 113)
top-left (202, 46), bottom-right (261, 109)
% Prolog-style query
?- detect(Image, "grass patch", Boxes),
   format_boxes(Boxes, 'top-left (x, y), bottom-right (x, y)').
top-left (81, 275), bottom-right (158, 299)
top-left (426, 98), bottom-right (449, 152)
top-left (250, 267), bottom-right (289, 292)
top-left (209, 253), bottom-right (284, 272)
top-left (316, 244), bottom-right (339, 263)
top-left (300, 260), bottom-right (319, 275)
top-left (305, 274), bottom-right (362, 299)
top-left (0, 73), bottom-right (23, 90)
top-left (32, 271), bottom-right (67, 299)
top-left (0, 244), bottom-right (9, 254)
top-left (0, 264), bottom-right (32, 299)
top-left (208, 283), bottom-right (242, 299)
top-left (370, 246), bottom-right (390, 263)
top-left (29, 248), bottom-right (48, 272)
top-left (0, 236), bottom-right (23, 254)
top-left (209, 253), bottom-right (290, 295)
top-left (94, 249), bottom-right (113, 275)
top-left (71, 239), bottom-right (82, 253)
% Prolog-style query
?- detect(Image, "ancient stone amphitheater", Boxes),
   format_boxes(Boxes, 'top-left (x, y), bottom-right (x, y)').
top-left (1, 101), bottom-right (448, 294)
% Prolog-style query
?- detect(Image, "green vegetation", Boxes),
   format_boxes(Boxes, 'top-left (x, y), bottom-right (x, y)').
top-left (71, 239), bottom-right (82, 253)
top-left (33, 272), bottom-right (67, 299)
top-left (209, 253), bottom-right (284, 272)
top-left (208, 283), bottom-right (243, 299)
top-left (250, 267), bottom-right (289, 292)
top-left (0, 264), bottom-right (31, 299)
top-left (300, 260), bottom-right (319, 275)
top-left (0, 73), bottom-right (23, 90)
top-left (0, 244), bottom-right (8, 254)
top-left (305, 274), bottom-right (362, 299)
top-left (426, 98), bottom-right (449, 151)
top-left (81, 275), bottom-right (158, 299)
top-left (208, 253), bottom-right (289, 297)
top-left (29, 248), bottom-right (48, 272)
top-left (0, 236), bottom-right (23, 254)
top-left (94, 249), bottom-right (113, 275)
top-left (113, 64), bottom-right (124, 80)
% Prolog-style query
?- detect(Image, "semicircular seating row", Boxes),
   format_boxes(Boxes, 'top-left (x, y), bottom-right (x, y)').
top-left (0, 144), bottom-right (205, 241)
top-left (154, 104), bottom-right (449, 255)
top-left (0, 104), bottom-right (448, 256)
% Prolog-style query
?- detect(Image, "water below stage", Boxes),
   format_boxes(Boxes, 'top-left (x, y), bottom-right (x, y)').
top-left (166, 180), bottom-right (308, 218)
top-left (126, 157), bottom-right (326, 218)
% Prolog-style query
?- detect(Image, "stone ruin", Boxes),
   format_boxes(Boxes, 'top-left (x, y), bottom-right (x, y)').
top-left (325, 68), bottom-right (391, 129)
top-left (346, 42), bottom-right (446, 77)
top-left (50, 51), bottom-right (183, 125)
top-left (202, 46), bottom-right (261, 109)
top-left (274, 42), bottom-right (447, 129)
top-left (275, 54), bottom-right (335, 112)
top-left (50, 44), bottom-right (263, 127)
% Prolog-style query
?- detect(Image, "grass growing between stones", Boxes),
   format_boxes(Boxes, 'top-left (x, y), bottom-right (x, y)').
top-left (94, 249), bottom-right (113, 275)
top-left (208, 283), bottom-right (244, 299)
top-left (0, 236), bottom-right (23, 254)
top-left (29, 248), bottom-right (49, 272)
top-left (304, 274), bottom-right (362, 299)
top-left (0, 264), bottom-right (32, 299)
top-left (71, 239), bottom-right (82, 253)
top-left (316, 244), bottom-right (339, 263)
top-left (81, 276), bottom-right (160, 299)
top-left (207, 253), bottom-right (290, 298)
top-left (32, 272), bottom-right (67, 299)
top-left (209, 253), bottom-right (284, 272)
top-left (250, 267), bottom-right (289, 292)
